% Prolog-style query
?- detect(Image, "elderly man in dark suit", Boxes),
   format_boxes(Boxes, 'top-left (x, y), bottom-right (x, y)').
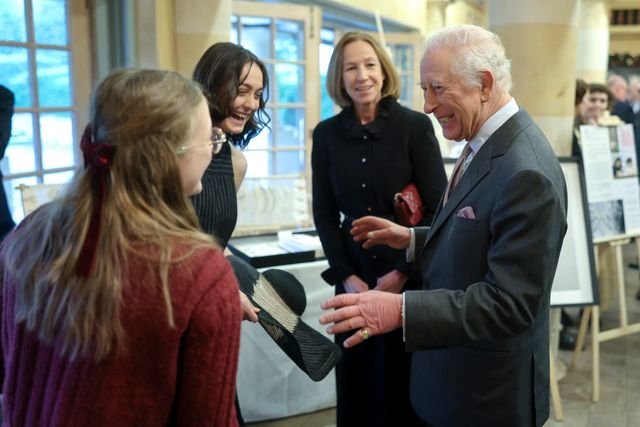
top-left (320, 25), bottom-right (567, 427)
top-left (0, 84), bottom-right (16, 241)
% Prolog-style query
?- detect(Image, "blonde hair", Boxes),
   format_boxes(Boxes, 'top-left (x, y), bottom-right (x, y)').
top-left (326, 32), bottom-right (400, 108)
top-left (2, 69), bottom-right (216, 361)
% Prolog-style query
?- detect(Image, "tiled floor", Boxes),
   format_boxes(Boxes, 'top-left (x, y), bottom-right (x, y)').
top-left (248, 244), bottom-right (640, 427)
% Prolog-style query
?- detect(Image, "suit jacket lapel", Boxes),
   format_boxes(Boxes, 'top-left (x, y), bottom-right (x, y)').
top-left (426, 110), bottom-right (533, 243)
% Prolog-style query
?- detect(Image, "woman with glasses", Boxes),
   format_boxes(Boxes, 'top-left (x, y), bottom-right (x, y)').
top-left (312, 32), bottom-right (447, 426)
top-left (1, 69), bottom-right (241, 426)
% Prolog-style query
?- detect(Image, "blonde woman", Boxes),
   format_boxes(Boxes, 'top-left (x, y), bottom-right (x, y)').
top-left (1, 69), bottom-right (241, 426)
top-left (312, 32), bottom-right (446, 426)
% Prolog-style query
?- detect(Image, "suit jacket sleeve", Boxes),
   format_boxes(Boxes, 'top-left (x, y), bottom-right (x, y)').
top-left (404, 169), bottom-right (566, 351)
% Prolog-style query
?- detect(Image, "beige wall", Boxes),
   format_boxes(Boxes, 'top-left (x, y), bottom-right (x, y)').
top-left (331, 0), bottom-right (427, 34)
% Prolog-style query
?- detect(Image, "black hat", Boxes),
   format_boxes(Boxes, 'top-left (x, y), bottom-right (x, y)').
top-left (228, 255), bottom-right (341, 382)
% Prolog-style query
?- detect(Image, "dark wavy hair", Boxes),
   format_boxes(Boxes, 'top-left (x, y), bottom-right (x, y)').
top-left (192, 42), bottom-right (270, 149)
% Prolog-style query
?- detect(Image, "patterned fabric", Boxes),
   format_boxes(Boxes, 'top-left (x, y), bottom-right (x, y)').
top-left (190, 141), bottom-right (237, 247)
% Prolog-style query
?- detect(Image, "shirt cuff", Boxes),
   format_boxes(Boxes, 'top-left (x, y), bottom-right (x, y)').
top-left (406, 227), bottom-right (416, 262)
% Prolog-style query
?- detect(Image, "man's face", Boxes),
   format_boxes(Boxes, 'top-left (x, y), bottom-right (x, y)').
top-left (419, 48), bottom-right (486, 142)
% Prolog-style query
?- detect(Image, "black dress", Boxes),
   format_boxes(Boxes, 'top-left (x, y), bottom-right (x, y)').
top-left (312, 97), bottom-right (447, 427)
top-left (191, 140), bottom-right (237, 247)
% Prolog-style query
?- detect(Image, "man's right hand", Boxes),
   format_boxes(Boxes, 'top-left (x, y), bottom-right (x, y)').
top-left (351, 216), bottom-right (411, 250)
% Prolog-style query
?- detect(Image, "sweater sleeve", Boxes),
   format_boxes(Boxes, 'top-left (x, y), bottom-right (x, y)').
top-left (312, 123), bottom-right (356, 285)
top-left (173, 252), bottom-right (241, 427)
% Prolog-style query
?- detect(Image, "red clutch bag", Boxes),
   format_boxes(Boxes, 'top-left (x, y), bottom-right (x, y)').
top-left (393, 183), bottom-right (423, 227)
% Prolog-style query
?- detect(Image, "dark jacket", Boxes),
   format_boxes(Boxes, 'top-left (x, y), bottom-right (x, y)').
top-left (312, 97), bottom-right (446, 287)
top-left (408, 110), bottom-right (567, 427)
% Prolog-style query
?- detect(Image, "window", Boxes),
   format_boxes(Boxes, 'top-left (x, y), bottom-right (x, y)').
top-left (231, 1), bottom-right (320, 234)
top-left (0, 0), bottom-right (90, 222)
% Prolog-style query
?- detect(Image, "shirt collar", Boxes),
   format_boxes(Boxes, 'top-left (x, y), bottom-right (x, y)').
top-left (466, 97), bottom-right (519, 154)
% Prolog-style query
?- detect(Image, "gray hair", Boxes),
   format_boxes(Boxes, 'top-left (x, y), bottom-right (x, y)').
top-left (424, 25), bottom-right (512, 92)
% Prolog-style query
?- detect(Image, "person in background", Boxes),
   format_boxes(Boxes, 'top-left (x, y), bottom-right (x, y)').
top-left (572, 78), bottom-right (597, 156)
top-left (588, 82), bottom-right (616, 123)
top-left (312, 31), bottom-right (446, 427)
top-left (0, 84), bottom-right (16, 241)
top-left (607, 74), bottom-right (635, 125)
top-left (320, 25), bottom-right (567, 427)
top-left (191, 42), bottom-right (269, 426)
top-left (1, 69), bottom-right (241, 426)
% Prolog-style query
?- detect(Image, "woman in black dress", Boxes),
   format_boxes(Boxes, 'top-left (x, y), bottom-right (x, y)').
top-left (191, 42), bottom-right (270, 321)
top-left (191, 42), bottom-right (270, 426)
top-left (312, 32), bottom-right (447, 427)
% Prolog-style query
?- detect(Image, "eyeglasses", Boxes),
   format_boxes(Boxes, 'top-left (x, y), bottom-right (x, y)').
top-left (176, 127), bottom-right (226, 155)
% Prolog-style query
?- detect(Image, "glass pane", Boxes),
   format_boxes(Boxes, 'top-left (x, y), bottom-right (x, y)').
top-left (273, 150), bottom-right (304, 175)
top-left (275, 108), bottom-right (304, 148)
top-left (0, 46), bottom-right (31, 108)
top-left (400, 74), bottom-right (411, 105)
top-left (0, 0), bottom-right (27, 42)
top-left (392, 45), bottom-right (412, 72)
top-left (236, 177), bottom-right (309, 227)
top-left (40, 112), bottom-right (74, 169)
top-left (320, 28), bottom-right (335, 44)
top-left (244, 150), bottom-right (269, 178)
top-left (230, 15), bottom-right (238, 44)
top-left (36, 48), bottom-right (71, 107)
top-left (44, 170), bottom-right (74, 183)
top-left (240, 16), bottom-right (272, 60)
top-left (319, 41), bottom-right (334, 120)
top-left (3, 112), bottom-right (36, 174)
top-left (275, 20), bottom-right (303, 61)
top-left (6, 175), bottom-right (38, 223)
top-left (33, 0), bottom-right (68, 46)
top-left (275, 63), bottom-right (304, 103)
top-left (246, 107), bottom-right (272, 150)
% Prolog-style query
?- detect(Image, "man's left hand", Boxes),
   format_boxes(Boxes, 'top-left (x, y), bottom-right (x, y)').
top-left (319, 290), bottom-right (402, 348)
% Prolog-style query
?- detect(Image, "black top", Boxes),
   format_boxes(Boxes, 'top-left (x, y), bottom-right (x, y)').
top-left (191, 141), bottom-right (237, 247)
top-left (312, 97), bottom-right (447, 286)
top-left (0, 85), bottom-right (14, 159)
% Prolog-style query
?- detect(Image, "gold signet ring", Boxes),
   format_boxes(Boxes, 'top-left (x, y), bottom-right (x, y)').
top-left (360, 328), bottom-right (370, 340)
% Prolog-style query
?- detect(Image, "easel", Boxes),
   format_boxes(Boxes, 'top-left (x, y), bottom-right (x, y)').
top-left (570, 238), bottom-right (640, 402)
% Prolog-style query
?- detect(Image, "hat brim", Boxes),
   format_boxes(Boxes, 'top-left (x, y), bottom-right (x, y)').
top-left (228, 256), bottom-right (341, 382)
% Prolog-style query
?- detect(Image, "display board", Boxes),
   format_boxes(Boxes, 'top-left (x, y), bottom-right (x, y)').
top-left (443, 157), bottom-right (597, 307)
top-left (579, 124), bottom-right (640, 243)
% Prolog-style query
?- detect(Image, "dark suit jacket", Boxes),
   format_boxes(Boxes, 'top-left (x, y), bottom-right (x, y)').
top-left (406, 110), bottom-right (568, 427)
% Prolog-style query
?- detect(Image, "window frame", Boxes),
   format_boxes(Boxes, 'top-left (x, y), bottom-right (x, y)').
top-left (0, 0), bottom-right (91, 222)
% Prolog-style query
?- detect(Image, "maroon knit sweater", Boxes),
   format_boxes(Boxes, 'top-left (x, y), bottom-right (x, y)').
top-left (1, 246), bottom-right (241, 427)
